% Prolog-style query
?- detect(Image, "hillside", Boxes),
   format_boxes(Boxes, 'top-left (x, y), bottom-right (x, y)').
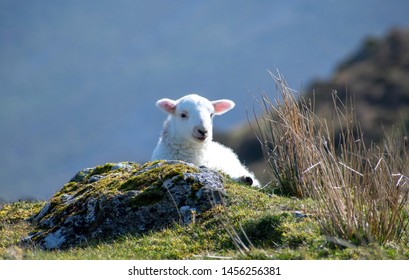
top-left (1, 162), bottom-right (408, 260)
top-left (216, 27), bottom-right (409, 183)
top-left (1, 82), bottom-right (408, 259)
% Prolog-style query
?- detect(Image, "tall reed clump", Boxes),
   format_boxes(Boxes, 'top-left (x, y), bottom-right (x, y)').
top-left (254, 71), bottom-right (409, 246)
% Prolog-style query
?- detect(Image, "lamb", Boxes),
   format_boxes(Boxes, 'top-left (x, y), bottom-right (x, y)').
top-left (151, 93), bottom-right (260, 187)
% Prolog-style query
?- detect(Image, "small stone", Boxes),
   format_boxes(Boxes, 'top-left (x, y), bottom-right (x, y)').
top-left (43, 229), bottom-right (66, 250)
top-left (88, 175), bottom-right (104, 183)
top-left (180, 206), bottom-right (197, 225)
top-left (69, 168), bottom-right (93, 183)
top-left (293, 211), bottom-right (310, 219)
top-left (111, 162), bottom-right (134, 172)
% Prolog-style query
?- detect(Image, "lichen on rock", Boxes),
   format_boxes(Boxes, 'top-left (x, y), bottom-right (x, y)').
top-left (23, 160), bottom-right (226, 250)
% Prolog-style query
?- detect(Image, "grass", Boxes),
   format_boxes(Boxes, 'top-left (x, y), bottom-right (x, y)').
top-left (1, 179), bottom-right (408, 259)
top-left (0, 182), bottom-right (316, 259)
top-left (253, 71), bottom-right (409, 247)
top-left (1, 73), bottom-right (408, 259)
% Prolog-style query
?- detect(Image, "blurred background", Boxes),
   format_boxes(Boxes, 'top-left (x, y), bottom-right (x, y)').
top-left (1, 0), bottom-right (409, 202)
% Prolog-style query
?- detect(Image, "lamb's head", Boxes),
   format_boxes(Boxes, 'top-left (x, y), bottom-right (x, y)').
top-left (156, 94), bottom-right (235, 145)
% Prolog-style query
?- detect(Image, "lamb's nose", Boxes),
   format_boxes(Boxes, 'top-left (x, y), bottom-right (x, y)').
top-left (197, 128), bottom-right (208, 137)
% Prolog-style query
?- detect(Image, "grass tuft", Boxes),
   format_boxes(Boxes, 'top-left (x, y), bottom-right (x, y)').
top-left (253, 71), bottom-right (409, 246)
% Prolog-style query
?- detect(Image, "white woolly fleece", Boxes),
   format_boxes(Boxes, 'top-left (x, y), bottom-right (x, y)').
top-left (151, 94), bottom-right (260, 186)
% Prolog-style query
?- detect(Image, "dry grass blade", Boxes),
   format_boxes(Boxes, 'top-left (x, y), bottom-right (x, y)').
top-left (252, 71), bottom-right (409, 245)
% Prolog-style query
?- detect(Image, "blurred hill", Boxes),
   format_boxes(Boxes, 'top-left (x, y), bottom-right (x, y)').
top-left (216, 27), bottom-right (409, 183)
top-left (307, 27), bottom-right (409, 141)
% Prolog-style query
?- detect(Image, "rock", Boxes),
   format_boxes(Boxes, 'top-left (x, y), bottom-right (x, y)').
top-left (23, 160), bottom-right (226, 250)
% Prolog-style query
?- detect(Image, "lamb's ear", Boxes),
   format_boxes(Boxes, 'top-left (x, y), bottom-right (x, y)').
top-left (156, 98), bottom-right (177, 114)
top-left (212, 99), bottom-right (235, 115)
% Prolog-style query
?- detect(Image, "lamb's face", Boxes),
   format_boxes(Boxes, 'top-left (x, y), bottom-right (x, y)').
top-left (174, 97), bottom-right (214, 144)
top-left (156, 94), bottom-right (235, 145)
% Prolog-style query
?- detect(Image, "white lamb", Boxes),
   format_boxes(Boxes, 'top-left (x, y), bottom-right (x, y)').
top-left (151, 93), bottom-right (260, 186)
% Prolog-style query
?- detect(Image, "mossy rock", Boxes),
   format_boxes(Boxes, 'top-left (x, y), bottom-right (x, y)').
top-left (23, 160), bottom-right (226, 250)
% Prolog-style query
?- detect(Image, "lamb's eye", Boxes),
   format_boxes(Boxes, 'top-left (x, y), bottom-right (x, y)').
top-left (210, 113), bottom-right (214, 118)
top-left (180, 112), bottom-right (188, 119)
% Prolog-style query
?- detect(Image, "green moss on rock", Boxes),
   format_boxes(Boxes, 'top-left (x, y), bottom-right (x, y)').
top-left (25, 160), bottom-right (226, 250)
top-left (119, 161), bottom-right (200, 191)
top-left (88, 163), bottom-right (115, 177)
top-left (128, 187), bottom-right (166, 208)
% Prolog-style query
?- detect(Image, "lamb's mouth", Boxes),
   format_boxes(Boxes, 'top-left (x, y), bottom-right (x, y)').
top-left (193, 135), bottom-right (207, 142)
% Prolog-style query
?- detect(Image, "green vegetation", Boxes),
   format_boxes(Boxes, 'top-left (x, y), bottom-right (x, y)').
top-left (119, 161), bottom-right (199, 191)
top-left (1, 178), bottom-right (408, 259)
top-left (1, 75), bottom-right (408, 259)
